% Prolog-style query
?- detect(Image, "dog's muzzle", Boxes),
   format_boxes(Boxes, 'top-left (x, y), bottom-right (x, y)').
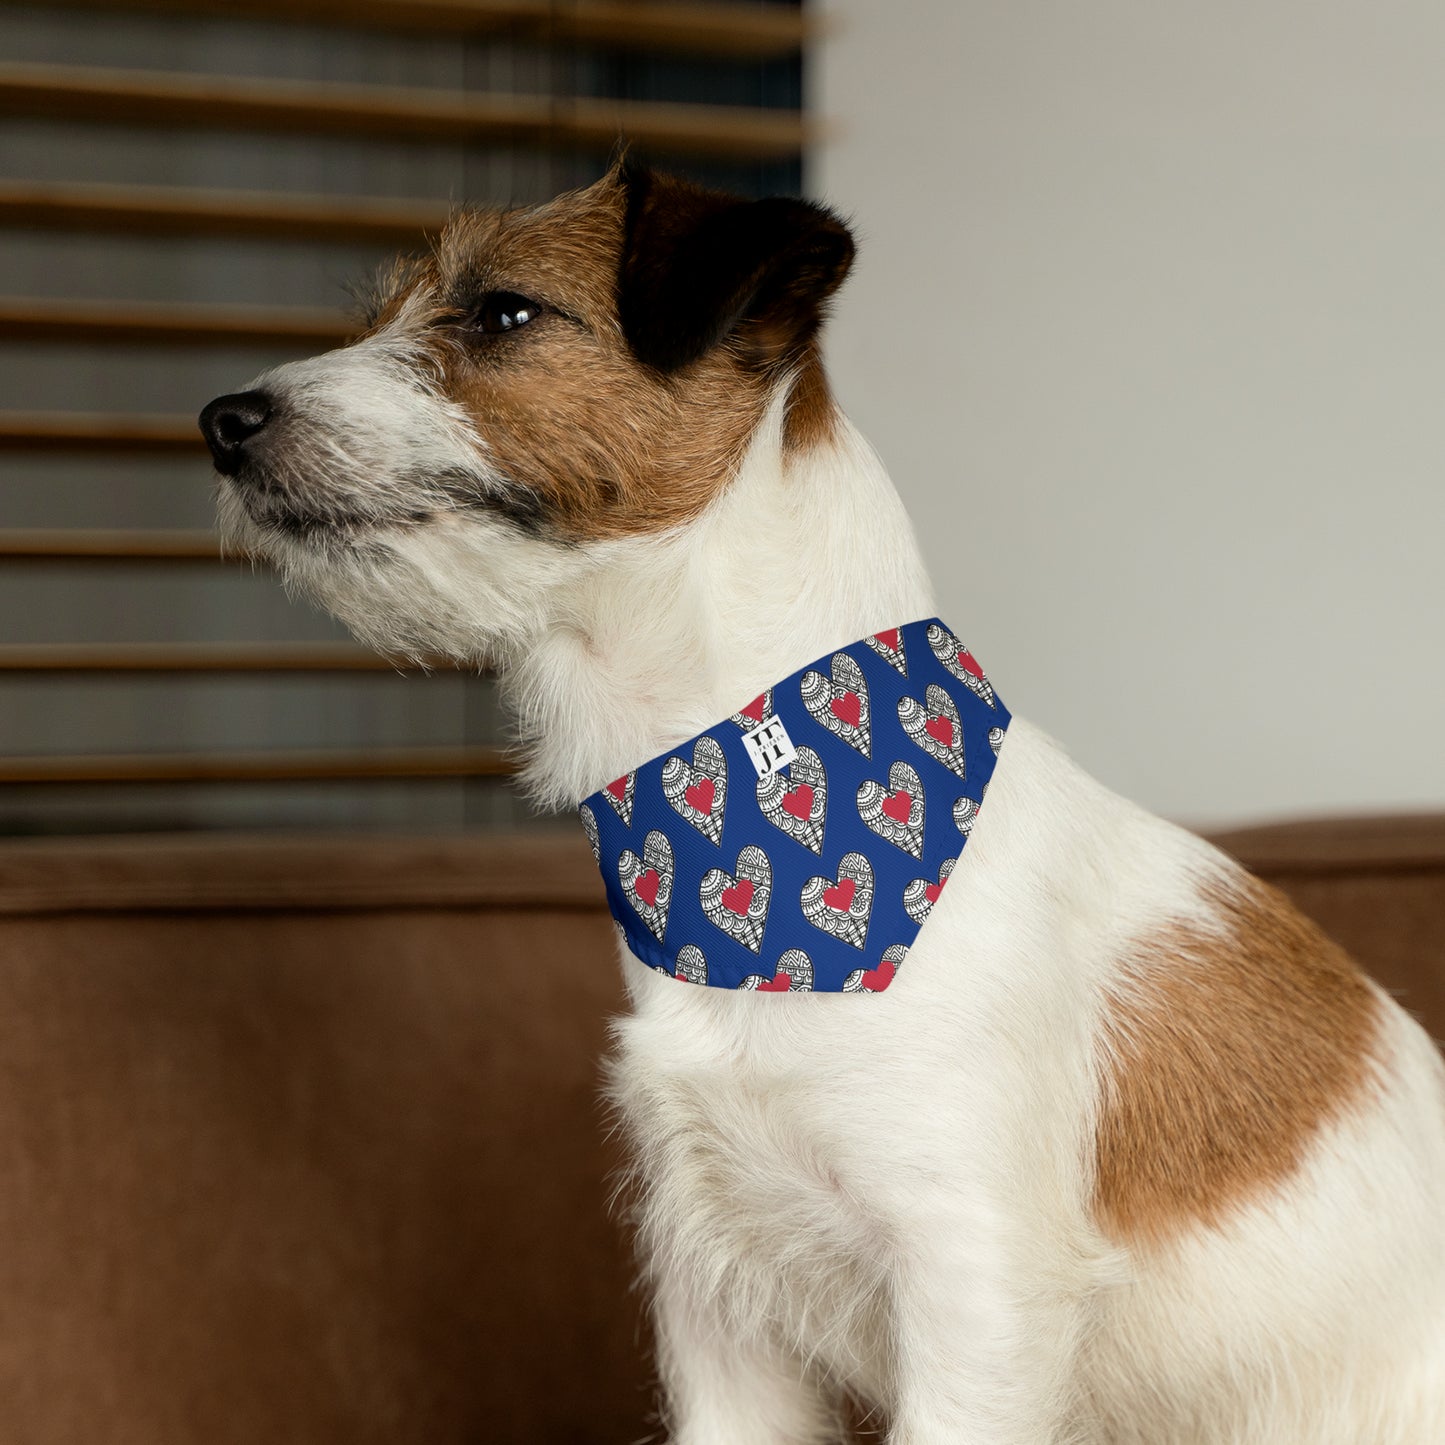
top-left (199, 390), bottom-right (273, 476)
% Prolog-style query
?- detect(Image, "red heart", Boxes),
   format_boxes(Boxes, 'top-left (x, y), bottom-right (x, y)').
top-left (956, 649), bottom-right (984, 679)
top-left (721, 878), bottom-right (754, 915)
top-left (757, 971), bottom-right (792, 992)
top-left (858, 960), bottom-right (897, 992)
top-left (685, 777), bottom-right (715, 815)
top-left (882, 789), bottom-right (912, 823)
top-left (831, 691), bottom-right (861, 727)
top-left (925, 714), bottom-right (954, 747)
top-left (739, 694), bottom-right (766, 723)
top-left (874, 628), bottom-right (900, 651)
top-left (822, 877), bottom-right (855, 911)
top-left (924, 881), bottom-right (943, 904)
top-left (634, 869), bottom-right (659, 907)
top-left (606, 776), bottom-right (628, 801)
top-left (781, 783), bottom-right (814, 819)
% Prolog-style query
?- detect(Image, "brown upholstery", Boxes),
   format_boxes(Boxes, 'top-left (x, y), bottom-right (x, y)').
top-left (0, 818), bottom-right (1440, 1442)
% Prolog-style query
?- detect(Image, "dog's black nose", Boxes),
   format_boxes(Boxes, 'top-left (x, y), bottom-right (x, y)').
top-left (199, 390), bottom-right (273, 475)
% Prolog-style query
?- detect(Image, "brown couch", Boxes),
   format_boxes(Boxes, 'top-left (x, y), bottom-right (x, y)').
top-left (0, 818), bottom-right (1440, 1443)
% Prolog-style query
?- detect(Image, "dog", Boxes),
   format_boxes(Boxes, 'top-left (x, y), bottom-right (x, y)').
top-left (200, 162), bottom-right (1445, 1444)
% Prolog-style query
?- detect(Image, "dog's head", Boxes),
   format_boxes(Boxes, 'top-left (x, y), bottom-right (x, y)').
top-left (200, 163), bottom-right (854, 661)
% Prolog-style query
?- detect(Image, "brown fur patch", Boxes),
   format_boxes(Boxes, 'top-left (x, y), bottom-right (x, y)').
top-left (365, 171), bottom-right (842, 542)
top-left (1093, 873), bottom-right (1381, 1247)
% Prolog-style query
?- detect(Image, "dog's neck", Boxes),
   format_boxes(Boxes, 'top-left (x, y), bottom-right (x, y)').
top-left (502, 393), bottom-right (937, 809)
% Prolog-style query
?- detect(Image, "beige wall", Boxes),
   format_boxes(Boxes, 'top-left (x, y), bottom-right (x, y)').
top-left (814, 1), bottom-right (1445, 827)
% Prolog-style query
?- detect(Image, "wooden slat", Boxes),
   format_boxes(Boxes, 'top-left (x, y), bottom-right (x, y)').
top-left (0, 296), bottom-right (353, 348)
top-left (0, 180), bottom-right (449, 245)
top-left (0, 0), bottom-right (809, 58)
top-left (0, 412), bottom-right (202, 452)
top-left (0, 643), bottom-right (417, 672)
top-left (0, 62), bottom-right (810, 162)
top-left (0, 529), bottom-right (228, 561)
top-left (0, 745), bottom-right (511, 783)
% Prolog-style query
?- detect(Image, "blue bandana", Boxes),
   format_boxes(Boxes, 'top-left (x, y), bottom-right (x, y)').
top-left (579, 619), bottom-right (1009, 994)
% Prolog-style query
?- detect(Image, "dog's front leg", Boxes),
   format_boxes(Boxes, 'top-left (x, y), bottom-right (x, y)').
top-left (653, 1273), bottom-right (844, 1445)
top-left (882, 1205), bottom-right (1093, 1445)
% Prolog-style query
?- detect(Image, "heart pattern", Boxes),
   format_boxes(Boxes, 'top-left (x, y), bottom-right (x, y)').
top-left (857, 761), bottom-right (926, 859)
top-left (756, 745), bottom-right (827, 854)
top-left (578, 803), bottom-right (600, 862)
top-left (583, 618), bottom-right (1008, 993)
top-left (801, 653), bottom-right (871, 756)
top-left (844, 943), bottom-right (909, 993)
top-left (662, 736), bottom-right (727, 844)
top-left (731, 689), bottom-right (774, 730)
top-left (602, 770), bottom-right (636, 824)
top-left (700, 845), bottom-right (772, 953)
top-left (619, 829), bottom-right (673, 942)
top-left (674, 944), bottom-right (708, 986)
top-left (953, 796), bottom-right (979, 837)
top-left (898, 683), bottom-right (967, 780)
top-left (904, 857), bottom-right (955, 924)
top-left (739, 948), bottom-right (814, 992)
top-left (927, 623), bottom-right (996, 709)
top-left (801, 851), bottom-right (874, 949)
top-left (864, 628), bottom-right (908, 675)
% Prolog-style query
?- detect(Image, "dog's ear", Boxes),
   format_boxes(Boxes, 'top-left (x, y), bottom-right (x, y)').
top-left (617, 162), bottom-right (855, 374)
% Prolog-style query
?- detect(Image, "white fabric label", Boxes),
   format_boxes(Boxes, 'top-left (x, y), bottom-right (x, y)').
top-left (740, 716), bottom-right (797, 778)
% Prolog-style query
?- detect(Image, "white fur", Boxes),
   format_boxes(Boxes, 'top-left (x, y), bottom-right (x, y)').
top-left (221, 347), bottom-right (1445, 1444)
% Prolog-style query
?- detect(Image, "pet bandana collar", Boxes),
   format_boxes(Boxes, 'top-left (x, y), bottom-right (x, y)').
top-left (579, 619), bottom-right (1009, 994)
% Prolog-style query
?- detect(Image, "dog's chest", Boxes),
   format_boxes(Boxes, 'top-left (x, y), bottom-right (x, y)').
top-left (612, 996), bottom-right (897, 1384)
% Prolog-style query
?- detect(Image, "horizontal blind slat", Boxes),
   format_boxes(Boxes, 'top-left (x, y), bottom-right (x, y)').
top-left (0, 62), bottom-right (812, 161)
top-left (0, 0), bottom-right (810, 58)
top-left (0, 180), bottom-right (448, 244)
top-left (0, 297), bottom-right (353, 347)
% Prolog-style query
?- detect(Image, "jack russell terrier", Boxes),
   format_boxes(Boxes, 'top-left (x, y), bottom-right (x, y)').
top-left (200, 162), bottom-right (1445, 1444)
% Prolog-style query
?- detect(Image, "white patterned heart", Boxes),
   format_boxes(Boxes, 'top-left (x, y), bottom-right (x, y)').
top-left (756, 745), bottom-right (827, 854)
top-left (739, 948), bottom-right (814, 992)
top-left (857, 760), bottom-right (925, 859)
top-left (801, 652), bottom-right (871, 756)
top-left (898, 683), bottom-right (966, 780)
top-left (864, 627), bottom-right (908, 675)
top-left (601, 770), bottom-right (636, 823)
top-left (844, 943), bottom-right (908, 993)
top-left (989, 725), bottom-right (1006, 756)
top-left (700, 845), bottom-right (772, 953)
top-left (674, 944), bottom-right (708, 987)
top-left (801, 851), bottom-right (874, 950)
top-left (926, 623), bottom-right (995, 708)
top-left (618, 829), bottom-right (673, 942)
top-left (662, 735), bottom-right (727, 844)
top-left (578, 803), bottom-right (600, 862)
top-left (730, 689), bottom-right (774, 730)
top-left (904, 857), bottom-right (955, 924)
top-left (953, 796), bottom-right (979, 837)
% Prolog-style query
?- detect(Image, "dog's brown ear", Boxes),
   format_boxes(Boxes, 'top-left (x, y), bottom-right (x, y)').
top-left (617, 162), bottom-right (855, 374)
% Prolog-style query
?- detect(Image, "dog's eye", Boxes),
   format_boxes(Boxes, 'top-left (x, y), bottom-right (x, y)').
top-left (472, 291), bottom-right (543, 334)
